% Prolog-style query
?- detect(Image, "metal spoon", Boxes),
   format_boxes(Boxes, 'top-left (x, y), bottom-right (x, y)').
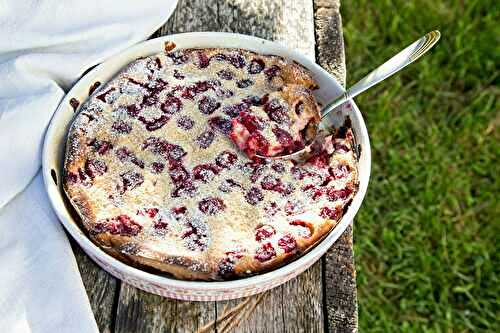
top-left (257, 30), bottom-right (441, 161)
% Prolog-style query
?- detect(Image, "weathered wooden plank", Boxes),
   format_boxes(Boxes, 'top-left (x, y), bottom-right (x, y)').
top-left (115, 2), bottom-right (219, 332)
top-left (314, 0), bottom-right (346, 86)
top-left (322, 226), bottom-right (358, 333)
top-left (215, 1), bottom-right (324, 332)
top-left (71, 238), bottom-right (118, 333)
top-left (115, 286), bottom-right (215, 333)
top-left (315, 1), bottom-right (358, 332)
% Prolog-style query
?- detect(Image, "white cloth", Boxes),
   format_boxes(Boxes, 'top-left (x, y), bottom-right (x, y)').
top-left (0, 1), bottom-right (177, 332)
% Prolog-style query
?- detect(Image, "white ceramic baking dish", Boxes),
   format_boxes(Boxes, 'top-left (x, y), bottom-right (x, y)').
top-left (42, 32), bottom-right (371, 301)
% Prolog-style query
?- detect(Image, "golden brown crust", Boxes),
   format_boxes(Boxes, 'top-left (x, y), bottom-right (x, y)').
top-left (63, 47), bottom-right (359, 280)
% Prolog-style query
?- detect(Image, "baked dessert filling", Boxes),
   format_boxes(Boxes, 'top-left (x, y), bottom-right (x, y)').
top-left (63, 46), bottom-right (359, 280)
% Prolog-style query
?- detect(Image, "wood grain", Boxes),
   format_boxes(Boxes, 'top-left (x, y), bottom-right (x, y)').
top-left (115, 285), bottom-right (215, 333)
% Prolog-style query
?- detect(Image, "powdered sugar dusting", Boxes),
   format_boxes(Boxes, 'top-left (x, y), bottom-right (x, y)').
top-left (63, 47), bottom-right (359, 280)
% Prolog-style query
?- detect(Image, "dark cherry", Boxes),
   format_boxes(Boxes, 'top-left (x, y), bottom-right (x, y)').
top-left (193, 164), bottom-right (220, 183)
top-left (126, 104), bottom-right (141, 117)
top-left (171, 180), bottom-right (197, 198)
top-left (145, 208), bottom-right (159, 218)
top-left (69, 98), bottom-right (80, 111)
top-left (242, 162), bottom-right (266, 183)
top-left (248, 58), bottom-right (265, 74)
top-left (306, 150), bottom-right (330, 169)
top-left (227, 53), bottom-right (246, 68)
top-left (320, 206), bottom-right (341, 220)
top-left (255, 224), bottom-right (276, 241)
top-left (246, 132), bottom-right (270, 157)
top-left (142, 137), bottom-right (186, 161)
top-left (217, 69), bottom-right (234, 80)
top-left (169, 164), bottom-right (190, 184)
top-left (290, 166), bottom-right (307, 180)
top-left (84, 159), bottom-right (107, 179)
top-left (166, 144), bottom-right (187, 161)
top-left (176, 116), bottom-right (194, 130)
top-left (272, 127), bottom-right (293, 147)
top-left (326, 187), bottom-right (353, 201)
top-left (167, 50), bottom-right (188, 65)
top-left (195, 80), bottom-right (211, 93)
top-left (198, 197), bottom-right (226, 215)
top-left (115, 147), bottom-right (145, 168)
top-left (120, 171), bottom-right (144, 193)
top-left (112, 121), bottom-right (132, 134)
top-left (154, 220), bottom-right (169, 231)
top-left (271, 163), bottom-right (285, 173)
top-left (181, 85), bottom-right (198, 99)
top-left (245, 187), bottom-right (264, 205)
top-left (173, 69), bottom-right (185, 79)
top-left (196, 130), bottom-right (215, 149)
top-left (236, 79), bottom-right (253, 88)
top-left (66, 172), bottom-right (79, 183)
top-left (278, 234), bottom-right (297, 253)
top-left (238, 111), bottom-right (264, 132)
top-left (215, 151), bottom-right (238, 168)
top-left (260, 175), bottom-right (280, 191)
top-left (263, 99), bottom-right (289, 124)
top-left (161, 96), bottom-right (183, 114)
top-left (218, 258), bottom-right (236, 278)
top-left (197, 51), bottom-right (210, 68)
top-left (302, 184), bottom-right (323, 200)
top-left (198, 96), bottom-right (221, 115)
top-left (88, 139), bottom-right (113, 155)
top-left (138, 115), bottom-right (170, 131)
top-left (154, 57), bottom-right (162, 69)
top-left (150, 162), bottom-right (165, 174)
top-left (264, 65), bottom-right (281, 80)
top-left (223, 102), bottom-right (250, 118)
top-left (142, 93), bottom-right (159, 106)
top-left (254, 243), bottom-right (276, 262)
top-left (92, 215), bottom-right (142, 236)
top-left (181, 220), bottom-right (208, 251)
top-left (260, 175), bottom-right (293, 195)
top-left (171, 206), bottom-right (187, 220)
top-left (215, 87), bottom-right (234, 99)
top-left (208, 116), bottom-right (233, 134)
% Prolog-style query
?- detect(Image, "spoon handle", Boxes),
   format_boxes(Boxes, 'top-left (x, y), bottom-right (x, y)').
top-left (321, 30), bottom-right (441, 118)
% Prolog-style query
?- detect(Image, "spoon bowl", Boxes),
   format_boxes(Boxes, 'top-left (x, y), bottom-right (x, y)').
top-left (256, 30), bottom-right (441, 161)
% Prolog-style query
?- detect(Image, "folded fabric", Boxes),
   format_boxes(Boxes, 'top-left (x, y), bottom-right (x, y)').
top-left (0, 1), bottom-right (177, 332)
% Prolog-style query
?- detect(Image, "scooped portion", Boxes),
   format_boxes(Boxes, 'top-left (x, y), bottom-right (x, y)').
top-left (229, 80), bottom-right (320, 159)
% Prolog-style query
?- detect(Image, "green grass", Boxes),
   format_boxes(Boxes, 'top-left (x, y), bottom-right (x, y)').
top-left (340, 0), bottom-right (499, 331)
